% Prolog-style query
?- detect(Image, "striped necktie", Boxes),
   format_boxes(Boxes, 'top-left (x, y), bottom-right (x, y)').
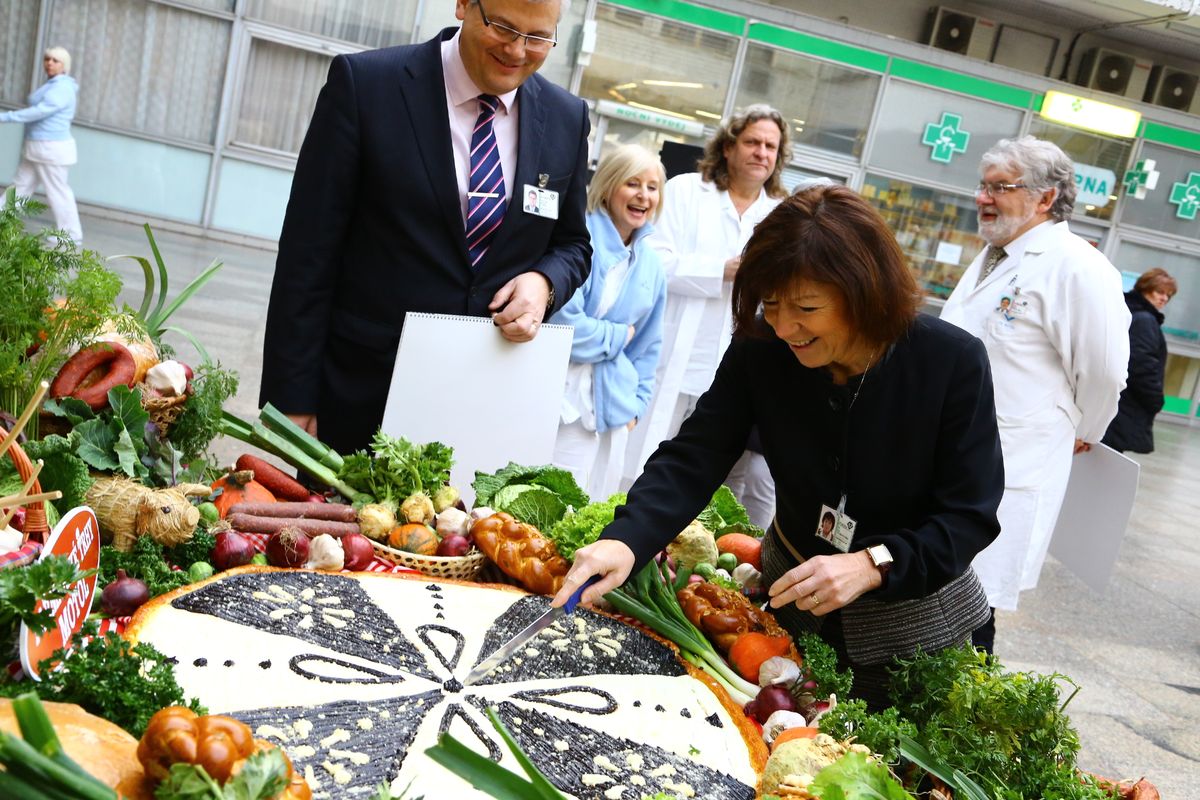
top-left (466, 94), bottom-right (507, 268)
top-left (976, 245), bottom-right (1007, 287)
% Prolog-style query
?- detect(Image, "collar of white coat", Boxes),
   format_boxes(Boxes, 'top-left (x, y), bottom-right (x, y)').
top-left (700, 177), bottom-right (774, 218)
top-left (999, 218), bottom-right (1061, 260)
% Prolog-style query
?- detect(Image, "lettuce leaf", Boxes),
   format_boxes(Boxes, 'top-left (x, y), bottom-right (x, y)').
top-left (697, 485), bottom-right (764, 538)
top-left (493, 484), bottom-right (568, 533)
top-left (548, 493), bottom-right (626, 561)
top-left (473, 463), bottom-right (589, 511)
top-left (809, 752), bottom-right (914, 800)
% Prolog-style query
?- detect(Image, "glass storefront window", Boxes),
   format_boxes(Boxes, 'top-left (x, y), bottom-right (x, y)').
top-left (0, 2), bottom-right (38, 107)
top-left (1118, 142), bottom-right (1200, 241)
top-left (1027, 119), bottom-right (1132, 223)
top-left (733, 44), bottom-right (879, 159)
top-left (47, 0), bottom-right (230, 145)
top-left (245, 0), bottom-right (416, 49)
top-left (861, 174), bottom-right (985, 299)
top-left (233, 39), bottom-right (333, 155)
top-left (869, 80), bottom-right (1024, 191)
top-left (579, 4), bottom-right (736, 127)
top-left (1112, 238), bottom-right (1200, 413)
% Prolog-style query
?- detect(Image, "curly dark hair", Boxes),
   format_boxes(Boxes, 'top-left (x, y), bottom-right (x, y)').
top-left (732, 184), bottom-right (922, 347)
top-left (696, 104), bottom-right (791, 199)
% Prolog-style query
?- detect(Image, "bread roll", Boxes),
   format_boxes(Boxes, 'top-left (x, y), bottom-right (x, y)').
top-left (471, 512), bottom-right (570, 595)
top-left (0, 698), bottom-right (153, 799)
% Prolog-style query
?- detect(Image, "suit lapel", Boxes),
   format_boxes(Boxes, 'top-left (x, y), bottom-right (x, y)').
top-left (480, 76), bottom-right (546, 268)
top-left (396, 33), bottom-right (470, 266)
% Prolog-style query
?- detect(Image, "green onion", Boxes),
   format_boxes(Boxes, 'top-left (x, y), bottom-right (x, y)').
top-left (605, 563), bottom-right (760, 706)
top-left (218, 410), bottom-right (367, 503)
top-left (260, 402), bottom-right (344, 472)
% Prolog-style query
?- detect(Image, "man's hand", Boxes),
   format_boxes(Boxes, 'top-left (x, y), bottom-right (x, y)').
top-left (490, 271), bottom-right (552, 343)
top-left (287, 413), bottom-right (318, 437)
top-left (1073, 438), bottom-right (1092, 455)
top-left (723, 256), bottom-right (741, 282)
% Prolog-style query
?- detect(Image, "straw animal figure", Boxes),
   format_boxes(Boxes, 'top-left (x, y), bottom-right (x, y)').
top-left (85, 475), bottom-right (210, 551)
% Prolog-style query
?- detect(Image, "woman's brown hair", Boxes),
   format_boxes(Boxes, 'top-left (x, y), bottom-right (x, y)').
top-left (732, 184), bottom-right (922, 346)
top-left (1134, 267), bottom-right (1177, 298)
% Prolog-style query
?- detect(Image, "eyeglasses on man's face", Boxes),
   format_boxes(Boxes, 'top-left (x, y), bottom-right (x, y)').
top-left (975, 181), bottom-right (1029, 198)
top-left (475, 0), bottom-right (558, 54)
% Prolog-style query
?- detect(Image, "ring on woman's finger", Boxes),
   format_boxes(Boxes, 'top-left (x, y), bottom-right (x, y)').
top-left (810, 593), bottom-right (821, 606)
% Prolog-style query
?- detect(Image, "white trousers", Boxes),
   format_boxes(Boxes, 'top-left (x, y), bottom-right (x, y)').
top-left (553, 420), bottom-right (630, 503)
top-left (725, 449), bottom-right (776, 530)
top-left (12, 158), bottom-right (83, 244)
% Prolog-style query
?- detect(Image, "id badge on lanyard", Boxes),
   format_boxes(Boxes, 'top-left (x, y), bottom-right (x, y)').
top-left (815, 494), bottom-right (856, 552)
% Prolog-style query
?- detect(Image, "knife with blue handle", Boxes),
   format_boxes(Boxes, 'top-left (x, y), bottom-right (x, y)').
top-left (461, 575), bottom-right (602, 686)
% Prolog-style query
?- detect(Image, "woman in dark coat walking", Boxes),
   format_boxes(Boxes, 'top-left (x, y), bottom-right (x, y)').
top-left (1103, 268), bottom-right (1177, 453)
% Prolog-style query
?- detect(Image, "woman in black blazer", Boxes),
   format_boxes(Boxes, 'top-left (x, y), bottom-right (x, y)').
top-left (553, 185), bottom-right (1005, 709)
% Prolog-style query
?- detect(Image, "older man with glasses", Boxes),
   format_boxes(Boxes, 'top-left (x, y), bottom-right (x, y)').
top-left (941, 135), bottom-right (1130, 654)
top-left (261, 0), bottom-right (591, 455)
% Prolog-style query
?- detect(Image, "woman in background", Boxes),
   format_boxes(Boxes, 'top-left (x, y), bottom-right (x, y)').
top-left (1103, 268), bottom-right (1177, 454)
top-left (0, 46), bottom-right (82, 245)
top-left (550, 145), bottom-right (668, 501)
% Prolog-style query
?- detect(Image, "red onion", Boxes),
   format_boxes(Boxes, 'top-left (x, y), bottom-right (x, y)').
top-left (436, 534), bottom-right (472, 557)
top-left (266, 526), bottom-right (310, 568)
top-left (744, 685), bottom-right (796, 724)
top-left (341, 532), bottom-right (373, 570)
top-left (212, 530), bottom-right (256, 571)
top-left (101, 569), bottom-right (149, 616)
top-left (306, 493), bottom-right (327, 503)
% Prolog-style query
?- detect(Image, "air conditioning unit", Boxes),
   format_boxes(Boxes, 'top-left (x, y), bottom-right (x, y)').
top-left (1144, 65), bottom-right (1199, 113)
top-left (925, 7), bottom-right (997, 60)
top-left (1075, 48), bottom-right (1151, 100)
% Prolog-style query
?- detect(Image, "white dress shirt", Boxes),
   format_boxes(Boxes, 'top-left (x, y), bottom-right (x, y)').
top-left (441, 30), bottom-right (518, 224)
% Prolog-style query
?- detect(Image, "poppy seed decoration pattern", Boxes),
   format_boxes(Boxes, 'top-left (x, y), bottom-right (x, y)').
top-left (128, 570), bottom-right (760, 799)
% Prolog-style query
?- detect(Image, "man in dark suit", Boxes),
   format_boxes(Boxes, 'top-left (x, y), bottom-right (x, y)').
top-left (260, 0), bottom-right (591, 454)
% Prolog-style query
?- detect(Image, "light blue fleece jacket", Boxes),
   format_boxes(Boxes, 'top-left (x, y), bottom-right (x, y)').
top-left (0, 75), bottom-right (78, 140)
top-left (551, 209), bottom-right (667, 433)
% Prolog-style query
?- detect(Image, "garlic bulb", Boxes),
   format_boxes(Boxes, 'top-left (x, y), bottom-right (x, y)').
top-left (435, 507), bottom-right (471, 539)
top-left (759, 655), bottom-right (802, 688)
top-left (762, 710), bottom-right (812, 745)
top-left (145, 360), bottom-right (188, 397)
top-left (306, 534), bottom-right (345, 571)
top-left (732, 562), bottom-right (762, 589)
top-left (469, 506), bottom-right (497, 522)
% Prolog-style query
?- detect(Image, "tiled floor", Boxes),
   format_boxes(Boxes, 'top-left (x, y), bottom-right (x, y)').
top-left (44, 212), bottom-right (1200, 795)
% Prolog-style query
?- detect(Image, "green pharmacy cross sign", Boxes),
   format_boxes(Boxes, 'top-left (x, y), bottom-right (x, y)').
top-left (1123, 159), bottom-right (1160, 199)
top-left (1169, 172), bottom-right (1200, 220)
top-left (922, 113), bottom-right (971, 164)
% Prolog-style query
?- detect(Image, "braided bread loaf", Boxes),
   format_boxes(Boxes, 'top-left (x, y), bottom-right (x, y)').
top-left (677, 580), bottom-right (794, 653)
top-left (470, 512), bottom-right (570, 595)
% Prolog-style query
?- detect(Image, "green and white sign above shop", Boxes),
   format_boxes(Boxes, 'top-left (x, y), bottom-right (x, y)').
top-left (922, 113), bottom-right (971, 164)
top-left (1169, 172), bottom-right (1200, 221)
top-left (1123, 159), bottom-right (1161, 199)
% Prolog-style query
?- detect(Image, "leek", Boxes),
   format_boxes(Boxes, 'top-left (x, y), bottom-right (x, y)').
top-left (605, 562), bottom-right (761, 706)
top-left (218, 410), bottom-right (367, 503)
top-left (260, 402), bottom-right (344, 472)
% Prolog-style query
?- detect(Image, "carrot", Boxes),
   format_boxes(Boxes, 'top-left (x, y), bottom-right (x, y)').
top-left (228, 501), bottom-right (357, 522)
top-left (227, 513), bottom-right (360, 538)
top-left (235, 454), bottom-right (310, 501)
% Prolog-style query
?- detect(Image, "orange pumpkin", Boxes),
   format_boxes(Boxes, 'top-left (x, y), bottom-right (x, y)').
top-left (728, 631), bottom-right (792, 682)
top-left (210, 469), bottom-right (276, 519)
top-left (771, 726), bottom-right (821, 751)
top-left (388, 523), bottom-right (439, 555)
top-left (715, 533), bottom-right (762, 571)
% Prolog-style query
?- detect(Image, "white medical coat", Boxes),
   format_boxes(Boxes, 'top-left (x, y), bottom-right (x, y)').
top-left (624, 173), bottom-right (780, 480)
top-left (941, 220), bottom-right (1130, 610)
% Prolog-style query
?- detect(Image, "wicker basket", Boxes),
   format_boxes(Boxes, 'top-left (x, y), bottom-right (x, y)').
top-left (370, 539), bottom-right (488, 580)
top-left (1, 440), bottom-right (49, 569)
top-left (136, 383), bottom-right (188, 435)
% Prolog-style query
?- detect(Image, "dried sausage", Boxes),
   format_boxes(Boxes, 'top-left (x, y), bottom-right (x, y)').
top-left (49, 341), bottom-right (137, 410)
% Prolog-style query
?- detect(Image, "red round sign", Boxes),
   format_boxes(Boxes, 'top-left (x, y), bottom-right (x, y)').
top-left (19, 506), bottom-right (101, 680)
